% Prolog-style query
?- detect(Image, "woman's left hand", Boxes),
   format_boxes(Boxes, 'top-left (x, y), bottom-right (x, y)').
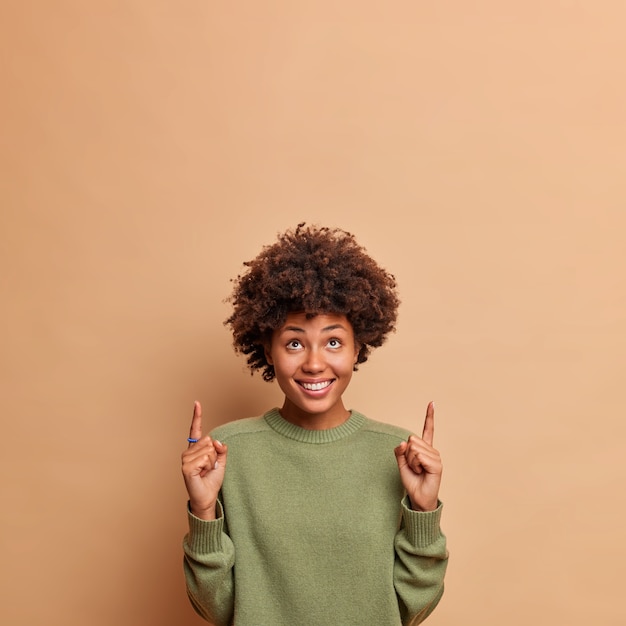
top-left (394, 401), bottom-right (442, 512)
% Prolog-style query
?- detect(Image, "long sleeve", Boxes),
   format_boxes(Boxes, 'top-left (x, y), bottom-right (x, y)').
top-left (183, 501), bottom-right (235, 626)
top-left (394, 499), bottom-right (448, 626)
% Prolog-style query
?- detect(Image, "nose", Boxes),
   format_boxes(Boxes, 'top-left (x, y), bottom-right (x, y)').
top-left (302, 347), bottom-right (325, 373)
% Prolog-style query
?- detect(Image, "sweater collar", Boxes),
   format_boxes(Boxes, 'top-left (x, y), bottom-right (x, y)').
top-left (263, 407), bottom-right (366, 443)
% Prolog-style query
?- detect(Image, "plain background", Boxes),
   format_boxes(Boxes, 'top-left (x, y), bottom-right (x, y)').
top-left (1, 2), bottom-right (625, 625)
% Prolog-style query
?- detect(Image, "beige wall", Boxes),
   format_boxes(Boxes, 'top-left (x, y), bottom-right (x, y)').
top-left (1, 2), bottom-right (625, 625)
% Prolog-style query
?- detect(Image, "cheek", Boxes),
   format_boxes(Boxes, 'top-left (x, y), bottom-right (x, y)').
top-left (333, 353), bottom-right (358, 375)
top-left (271, 352), bottom-right (298, 376)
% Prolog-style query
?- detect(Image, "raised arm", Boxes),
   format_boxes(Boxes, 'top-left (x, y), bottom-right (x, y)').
top-left (393, 402), bottom-right (448, 624)
top-left (181, 402), bottom-right (235, 625)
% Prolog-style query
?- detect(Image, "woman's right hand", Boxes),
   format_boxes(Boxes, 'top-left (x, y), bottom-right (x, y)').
top-left (181, 401), bottom-right (228, 520)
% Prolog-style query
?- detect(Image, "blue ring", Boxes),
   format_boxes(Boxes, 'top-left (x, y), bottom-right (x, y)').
top-left (187, 437), bottom-right (199, 443)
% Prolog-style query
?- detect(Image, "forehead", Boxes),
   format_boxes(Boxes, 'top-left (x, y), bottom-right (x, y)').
top-left (277, 312), bottom-right (353, 333)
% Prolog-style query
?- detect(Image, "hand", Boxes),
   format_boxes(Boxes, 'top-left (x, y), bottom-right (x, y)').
top-left (394, 401), bottom-right (442, 512)
top-left (181, 401), bottom-right (228, 520)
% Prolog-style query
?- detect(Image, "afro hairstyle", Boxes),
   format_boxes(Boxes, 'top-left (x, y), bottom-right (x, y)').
top-left (225, 223), bottom-right (400, 381)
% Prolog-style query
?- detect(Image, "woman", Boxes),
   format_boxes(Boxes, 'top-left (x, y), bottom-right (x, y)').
top-left (181, 223), bottom-right (448, 625)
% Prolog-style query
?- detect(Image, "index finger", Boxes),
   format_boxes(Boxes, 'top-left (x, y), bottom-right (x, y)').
top-left (188, 400), bottom-right (203, 445)
top-left (421, 401), bottom-right (435, 445)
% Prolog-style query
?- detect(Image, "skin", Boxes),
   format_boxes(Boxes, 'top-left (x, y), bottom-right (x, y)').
top-left (181, 401), bottom-right (228, 521)
top-left (393, 401), bottom-right (441, 512)
top-left (264, 312), bottom-right (359, 430)
top-left (181, 313), bottom-right (442, 519)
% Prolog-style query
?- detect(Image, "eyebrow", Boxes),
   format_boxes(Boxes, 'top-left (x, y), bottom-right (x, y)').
top-left (279, 323), bottom-right (348, 334)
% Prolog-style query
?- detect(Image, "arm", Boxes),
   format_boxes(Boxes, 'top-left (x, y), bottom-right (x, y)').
top-left (181, 402), bottom-right (234, 625)
top-left (394, 500), bottom-right (448, 625)
top-left (393, 402), bottom-right (448, 624)
top-left (183, 501), bottom-right (235, 625)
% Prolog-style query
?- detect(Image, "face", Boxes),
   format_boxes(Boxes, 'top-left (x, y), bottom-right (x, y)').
top-left (265, 312), bottom-right (359, 430)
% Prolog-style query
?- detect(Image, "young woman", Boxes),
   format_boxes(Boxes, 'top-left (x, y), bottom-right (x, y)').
top-left (181, 224), bottom-right (448, 625)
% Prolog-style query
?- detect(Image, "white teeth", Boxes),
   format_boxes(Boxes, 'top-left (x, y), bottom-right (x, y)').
top-left (301, 381), bottom-right (331, 391)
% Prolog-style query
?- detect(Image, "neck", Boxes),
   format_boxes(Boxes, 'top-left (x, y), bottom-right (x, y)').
top-left (278, 400), bottom-right (351, 430)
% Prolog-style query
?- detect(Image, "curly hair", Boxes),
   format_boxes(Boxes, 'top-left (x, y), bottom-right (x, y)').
top-left (225, 223), bottom-right (400, 381)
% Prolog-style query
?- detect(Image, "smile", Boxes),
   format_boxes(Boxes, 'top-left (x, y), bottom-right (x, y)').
top-left (299, 380), bottom-right (333, 391)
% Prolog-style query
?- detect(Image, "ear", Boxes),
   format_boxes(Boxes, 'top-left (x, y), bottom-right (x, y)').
top-left (264, 343), bottom-right (274, 365)
top-left (353, 342), bottom-right (360, 364)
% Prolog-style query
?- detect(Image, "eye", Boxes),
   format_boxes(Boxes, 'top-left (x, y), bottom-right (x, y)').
top-left (327, 338), bottom-right (341, 348)
top-left (286, 339), bottom-right (302, 350)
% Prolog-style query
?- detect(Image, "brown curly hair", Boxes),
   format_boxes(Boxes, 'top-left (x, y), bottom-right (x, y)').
top-left (225, 223), bottom-right (400, 381)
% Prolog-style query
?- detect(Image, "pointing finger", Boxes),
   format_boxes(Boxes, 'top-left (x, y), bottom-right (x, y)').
top-left (188, 401), bottom-right (203, 446)
top-left (421, 401), bottom-right (435, 446)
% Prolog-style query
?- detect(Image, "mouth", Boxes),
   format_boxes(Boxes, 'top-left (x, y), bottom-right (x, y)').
top-left (298, 380), bottom-right (333, 392)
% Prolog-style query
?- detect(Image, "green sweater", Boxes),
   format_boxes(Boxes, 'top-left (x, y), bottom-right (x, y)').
top-left (183, 408), bottom-right (448, 626)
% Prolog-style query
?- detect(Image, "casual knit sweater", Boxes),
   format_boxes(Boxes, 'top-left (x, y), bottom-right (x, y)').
top-left (183, 408), bottom-right (448, 626)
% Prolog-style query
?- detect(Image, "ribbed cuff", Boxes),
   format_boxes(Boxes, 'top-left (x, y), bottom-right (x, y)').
top-left (186, 500), bottom-right (226, 554)
top-left (401, 498), bottom-right (443, 547)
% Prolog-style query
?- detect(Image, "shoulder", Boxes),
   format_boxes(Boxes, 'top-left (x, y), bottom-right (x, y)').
top-left (210, 415), bottom-right (271, 442)
top-left (352, 411), bottom-right (412, 443)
